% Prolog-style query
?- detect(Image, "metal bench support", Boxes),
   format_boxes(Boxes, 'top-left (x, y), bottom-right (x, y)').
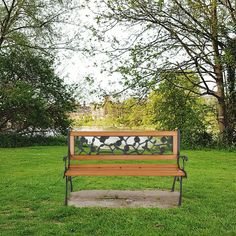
top-left (65, 176), bottom-right (68, 206)
top-left (69, 177), bottom-right (73, 192)
top-left (171, 176), bottom-right (177, 192)
top-left (178, 177), bottom-right (183, 206)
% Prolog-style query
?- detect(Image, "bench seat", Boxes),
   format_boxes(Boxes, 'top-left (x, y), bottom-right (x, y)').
top-left (65, 164), bottom-right (185, 177)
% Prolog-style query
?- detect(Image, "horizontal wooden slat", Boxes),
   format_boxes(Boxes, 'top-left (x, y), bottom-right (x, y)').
top-left (70, 130), bottom-right (178, 137)
top-left (69, 164), bottom-right (178, 169)
top-left (65, 168), bottom-right (185, 177)
top-left (71, 154), bottom-right (177, 160)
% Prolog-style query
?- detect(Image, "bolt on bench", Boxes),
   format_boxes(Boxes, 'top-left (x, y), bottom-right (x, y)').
top-left (63, 130), bottom-right (188, 206)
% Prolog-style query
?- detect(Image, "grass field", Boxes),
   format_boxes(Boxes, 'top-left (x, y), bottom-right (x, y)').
top-left (0, 147), bottom-right (236, 236)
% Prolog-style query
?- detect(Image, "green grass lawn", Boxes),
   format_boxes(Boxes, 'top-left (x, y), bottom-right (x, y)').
top-left (0, 147), bottom-right (236, 236)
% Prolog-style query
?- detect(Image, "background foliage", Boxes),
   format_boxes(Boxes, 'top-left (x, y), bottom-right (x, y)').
top-left (0, 0), bottom-right (78, 144)
top-left (78, 0), bottom-right (236, 146)
top-left (0, 48), bottom-right (76, 136)
top-left (75, 79), bottom-right (218, 149)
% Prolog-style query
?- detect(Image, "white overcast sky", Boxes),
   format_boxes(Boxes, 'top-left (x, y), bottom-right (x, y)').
top-left (54, 2), bottom-right (126, 103)
top-left (56, 51), bottom-right (125, 103)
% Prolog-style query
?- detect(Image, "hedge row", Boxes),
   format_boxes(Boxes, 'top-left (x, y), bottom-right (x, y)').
top-left (0, 134), bottom-right (67, 147)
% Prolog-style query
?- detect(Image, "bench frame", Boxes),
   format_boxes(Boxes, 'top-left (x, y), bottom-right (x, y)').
top-left (63, 129), bottom-right (188, 206)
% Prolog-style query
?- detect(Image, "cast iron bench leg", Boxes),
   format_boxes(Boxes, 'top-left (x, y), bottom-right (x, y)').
top-left (178, 177), bottom-right (183, 206)
top-left (65, 176), bottom-right (68, 205)
top-left (69, 177), bottom-right (73, 192)
top-left (171, 176), bottom-right (177, 192)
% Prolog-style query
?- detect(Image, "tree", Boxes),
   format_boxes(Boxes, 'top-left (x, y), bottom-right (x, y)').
top-left (149, 74), bottom-right (213, 147)
top-left (0, 0), bottom-right (80, 136)
top-left (0, 0), bottom-right (78, 54)
top-left (0, 47), bottom-right (76, 135)
top-left (83, 0), bottom-right (236, 145)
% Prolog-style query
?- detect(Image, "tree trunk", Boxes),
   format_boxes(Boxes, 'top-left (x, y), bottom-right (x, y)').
top-left (215, 68), bottom-right (228, 136)
top-left (226, 38), bottom-right (236, 144)
top-left (211, 0), bottom-right (228, 143)
top-left (216, 94), bottom-right (227, 134)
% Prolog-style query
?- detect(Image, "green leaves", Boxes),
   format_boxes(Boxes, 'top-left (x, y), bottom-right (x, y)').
top-left (150, 73), bottom-right (214, 147)
top-left (0, 48), bottom-right (76, 135)
top-left (82, 0), bottom-right (236, 144)
top-left (0, 0), bottom-right (77, 55)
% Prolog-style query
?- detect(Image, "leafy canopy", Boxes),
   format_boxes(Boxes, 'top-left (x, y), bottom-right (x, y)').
top-left (0, 47), bottom-right (76, 134)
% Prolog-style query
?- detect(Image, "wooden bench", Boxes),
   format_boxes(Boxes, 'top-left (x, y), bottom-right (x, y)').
top-left (63, 130), bottom-right (188, 206)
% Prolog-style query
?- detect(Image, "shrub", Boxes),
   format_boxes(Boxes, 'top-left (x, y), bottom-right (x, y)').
top-left (0, 133), bottom-right (67, 147)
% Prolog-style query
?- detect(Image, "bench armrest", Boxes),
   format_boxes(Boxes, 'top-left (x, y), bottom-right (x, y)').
top-left (179, 155), bottom-right (188, 162)
top-left (177, 155), bottom-right (188, 171)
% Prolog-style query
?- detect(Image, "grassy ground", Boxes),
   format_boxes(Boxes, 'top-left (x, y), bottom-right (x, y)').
top-left (0, 147), bottom-right (235, 236)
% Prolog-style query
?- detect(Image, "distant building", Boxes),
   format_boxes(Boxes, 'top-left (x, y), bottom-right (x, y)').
top-left (70, 98), bottom-right (111, 120)
top-left (70, 96), bottom-right (122, 121)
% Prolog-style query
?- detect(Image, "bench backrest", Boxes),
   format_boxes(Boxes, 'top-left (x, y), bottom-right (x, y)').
top-left (68, 130), bottom-right (180, 162)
